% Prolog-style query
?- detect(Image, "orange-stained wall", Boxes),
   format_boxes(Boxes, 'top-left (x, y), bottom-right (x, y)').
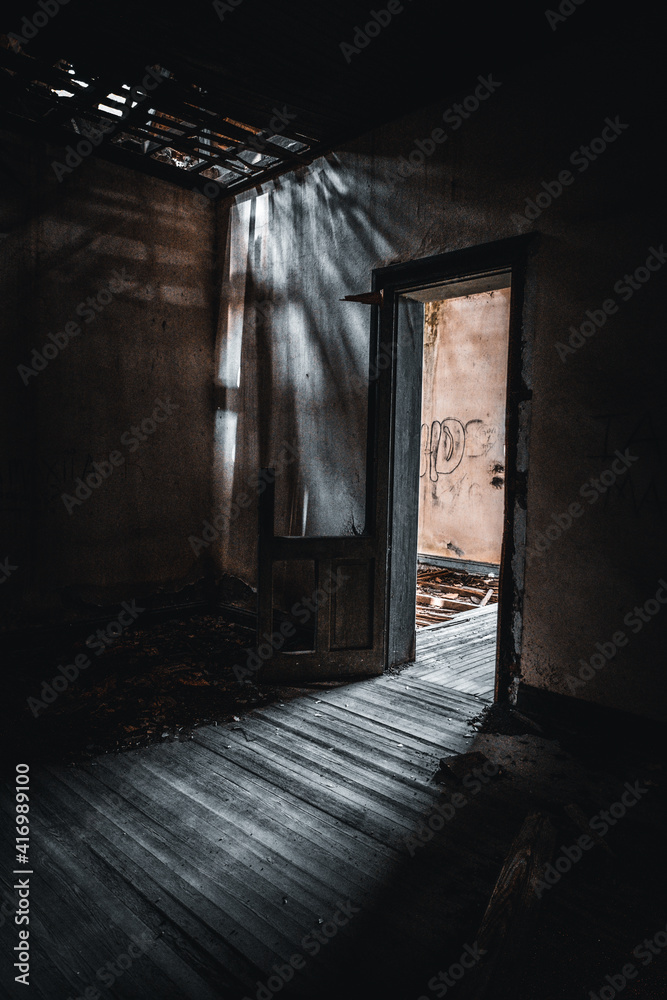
top-left (418, 288), bottom-right (510, 565)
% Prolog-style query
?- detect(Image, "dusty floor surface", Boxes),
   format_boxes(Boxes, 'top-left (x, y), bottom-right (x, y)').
top-left (3, 610), bottom-right (343, 766)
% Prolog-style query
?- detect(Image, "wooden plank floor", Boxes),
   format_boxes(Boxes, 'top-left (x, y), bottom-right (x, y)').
top-left (411, 603), bottom-right (497, 700)
top-left (0, 619), bottom-right (497, 1000)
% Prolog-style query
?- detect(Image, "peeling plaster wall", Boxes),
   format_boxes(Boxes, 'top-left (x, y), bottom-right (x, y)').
top-left (0, 132), bottom-right (216, 627)
top-left (215, 36), bottom-right (666, 720)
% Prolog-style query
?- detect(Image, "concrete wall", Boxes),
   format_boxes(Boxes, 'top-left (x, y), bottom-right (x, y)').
top-left (418, 288), bottom-right (510, 565)
top-left (0, 132), bottom-right (216, 628)
top-left (215, 32), bottom-right (666, 720)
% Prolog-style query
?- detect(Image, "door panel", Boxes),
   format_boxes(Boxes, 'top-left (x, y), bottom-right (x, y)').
top-left (330, 559), bottom-right (374, 650)
top-left (257, 474), bottom-right (384, 681)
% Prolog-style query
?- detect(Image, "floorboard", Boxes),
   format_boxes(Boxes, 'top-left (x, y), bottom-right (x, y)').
top-left (410, 605), bottom-right (497, 697)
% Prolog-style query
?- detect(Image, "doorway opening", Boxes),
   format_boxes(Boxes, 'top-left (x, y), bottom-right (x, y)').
top-left (255, 237), bottom-right (530, 693)
top-left (413, 273), bottom-right (510, 642)
top-left (377, 237), bottom-right (531, 702)
top-left (405, 273), bottom-right (511, 699)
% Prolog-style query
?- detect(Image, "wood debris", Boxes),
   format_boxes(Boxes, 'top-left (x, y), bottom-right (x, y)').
top-left (416, 563), bottom-right (499, 627)
top-left (438, 750), bottom-right (499, 783)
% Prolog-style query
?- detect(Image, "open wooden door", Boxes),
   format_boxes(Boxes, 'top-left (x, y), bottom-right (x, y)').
top-left (256, 288), bottom-right (420, 682)
top-left (256, 235), bottom-right (531, 690)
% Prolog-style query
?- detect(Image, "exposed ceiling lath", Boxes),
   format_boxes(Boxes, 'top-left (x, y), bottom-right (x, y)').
top-left (0, 36), bottom-right (320, 195)
top-left (0, 0), bottom-right (590, 198)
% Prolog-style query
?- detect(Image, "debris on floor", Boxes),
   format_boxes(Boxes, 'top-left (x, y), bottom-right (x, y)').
top-left (5, 611), bottom-right (344, 765)
top-left (416, 563), bottom-right (499, 627)
top-left (437, 749), bottom-right (501, 783)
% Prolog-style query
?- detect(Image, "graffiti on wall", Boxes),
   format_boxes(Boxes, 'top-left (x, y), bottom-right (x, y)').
top-left (420, 418), bottom-right (499, 482)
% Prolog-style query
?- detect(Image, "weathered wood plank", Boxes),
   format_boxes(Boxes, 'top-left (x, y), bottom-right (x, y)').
top-left (462, 812), bottom-right (557, 999)
top-left (46, 760), bottom-right (339, 988)
top-left (33, 780), bottom-right (246, 997)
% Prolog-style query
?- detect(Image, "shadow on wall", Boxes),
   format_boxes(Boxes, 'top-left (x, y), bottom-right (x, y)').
top-left (0, 146), bottom-right (215, 626)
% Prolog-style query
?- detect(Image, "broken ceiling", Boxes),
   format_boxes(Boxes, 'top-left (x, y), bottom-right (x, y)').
top-left (0, 0), bottom-right (599, 195)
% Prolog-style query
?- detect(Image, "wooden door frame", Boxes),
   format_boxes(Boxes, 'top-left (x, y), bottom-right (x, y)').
top-left (371, 234), bottom-right (536, 703)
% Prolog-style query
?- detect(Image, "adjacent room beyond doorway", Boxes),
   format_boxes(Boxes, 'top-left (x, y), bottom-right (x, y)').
top-left (413, 276), bottom-right (511, 697)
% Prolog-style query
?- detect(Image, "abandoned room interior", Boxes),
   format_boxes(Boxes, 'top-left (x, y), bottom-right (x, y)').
top-left (1, 1), bottom-right (665, 998)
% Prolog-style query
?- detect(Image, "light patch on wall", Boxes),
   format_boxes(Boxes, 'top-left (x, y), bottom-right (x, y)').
top-left (213, 409), bottom-right (239, 521)
top-left (301, 488), bottom-right (309, 535)
top-left (228, 199), bottom-right (252, 285)
top-left (219, 300), bottom-right (244, 388)
top-left (284, 300), bottom-right (308, 361)
top-left (33, 221), bottom-right (92, 259)
top-left (217, 199), bottom-right (252, 388)
top-left (254, 191), bottom-right (270, 248)
top-left (315, 154), bottom-right (350, 194)
top-left (161, 286), bottom-right (206, 306)
top-left (122, 282), bottom-right (156, 301)
top-left (91, 235), bottom-right (149, 260)
top-left (220, 158), bottom-right (372, 544)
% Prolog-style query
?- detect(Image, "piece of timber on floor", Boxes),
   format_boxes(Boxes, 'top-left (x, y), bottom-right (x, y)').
top-left (437, 751), bottom-right (499, 784)
top-left (460, 812), bottom-right (557, 999)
